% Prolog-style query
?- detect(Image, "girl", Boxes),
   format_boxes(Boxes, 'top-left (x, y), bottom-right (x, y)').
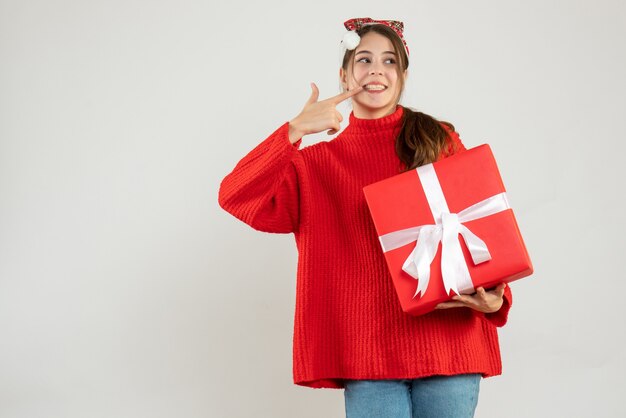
top-left (218, 17), bottom-right (511, 418)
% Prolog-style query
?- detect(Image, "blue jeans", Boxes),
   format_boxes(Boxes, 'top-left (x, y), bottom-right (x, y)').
top-left (343, 374), bottom-right (481, 418)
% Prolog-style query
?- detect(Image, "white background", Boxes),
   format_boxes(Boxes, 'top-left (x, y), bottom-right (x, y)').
top-left (1, 0), bottom-right (624, 417)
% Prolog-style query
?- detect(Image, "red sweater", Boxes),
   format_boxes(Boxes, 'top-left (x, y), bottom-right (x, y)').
top-left (218, 104), bottom-right (513, 389)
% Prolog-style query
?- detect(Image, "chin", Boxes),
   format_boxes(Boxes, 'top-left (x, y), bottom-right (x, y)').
top-left (356, 100), bottom-right (394, 112)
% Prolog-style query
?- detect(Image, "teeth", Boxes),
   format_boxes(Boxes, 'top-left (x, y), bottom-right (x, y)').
top-left (365, 85), bottom-right (386, 90)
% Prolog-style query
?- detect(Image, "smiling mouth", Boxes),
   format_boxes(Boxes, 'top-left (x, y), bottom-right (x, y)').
top-left (363, 84), bottom-right (387, 91)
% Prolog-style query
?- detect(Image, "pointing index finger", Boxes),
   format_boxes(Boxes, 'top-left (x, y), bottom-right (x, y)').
top-left (330, 85), bottom-right (365, 104)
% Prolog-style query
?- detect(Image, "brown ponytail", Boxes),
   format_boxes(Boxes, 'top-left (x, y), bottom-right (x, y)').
top-left (395, 106), bottom-right (458, 173)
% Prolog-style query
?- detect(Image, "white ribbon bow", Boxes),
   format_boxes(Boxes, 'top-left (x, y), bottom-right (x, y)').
top-left (378, 164), bottom-right (511, 298)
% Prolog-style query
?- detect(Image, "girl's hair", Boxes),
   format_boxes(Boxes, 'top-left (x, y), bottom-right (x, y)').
top-left (341, 24), bottom-right (459, 173)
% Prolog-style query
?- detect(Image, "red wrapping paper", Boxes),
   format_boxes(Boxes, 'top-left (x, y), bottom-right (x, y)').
top-left (363, 144), bottom-right (533, 316)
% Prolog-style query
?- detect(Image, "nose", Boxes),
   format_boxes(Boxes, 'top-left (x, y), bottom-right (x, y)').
top-left (369, 60), bottom-right (384, 75)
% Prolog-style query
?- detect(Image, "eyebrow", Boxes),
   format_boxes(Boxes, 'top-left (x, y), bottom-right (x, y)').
top-left (355, 50), bottom-right (397, 56)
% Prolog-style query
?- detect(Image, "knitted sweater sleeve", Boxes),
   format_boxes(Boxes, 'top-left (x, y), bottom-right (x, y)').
top-left (441, 123), bottom-right (513, 328)
top-left (218, 122), bottom-right (304, 234)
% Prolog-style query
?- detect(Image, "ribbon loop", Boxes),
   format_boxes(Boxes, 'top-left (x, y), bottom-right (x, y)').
top-left (402, 225), bottom-right (441, 298)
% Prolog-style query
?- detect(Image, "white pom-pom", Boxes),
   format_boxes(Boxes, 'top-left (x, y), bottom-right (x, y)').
top-left (342, 31), bottom-right (361, 50)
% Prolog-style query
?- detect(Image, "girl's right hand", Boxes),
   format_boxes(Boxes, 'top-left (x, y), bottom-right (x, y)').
top-left (288, 82), bottom-right (364, 144)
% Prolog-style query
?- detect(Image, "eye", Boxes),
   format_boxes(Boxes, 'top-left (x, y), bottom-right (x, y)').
top-left (356, 57), bottom-right (396, 64)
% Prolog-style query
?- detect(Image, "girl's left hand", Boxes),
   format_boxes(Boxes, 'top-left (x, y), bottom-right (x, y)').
top-left (435, 283), bottom-right (507, 313)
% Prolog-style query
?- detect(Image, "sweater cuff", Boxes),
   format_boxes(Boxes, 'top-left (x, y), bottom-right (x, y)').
top-left (286, 122), bottom-right (303, 148)
top-left (230, 121), bottom-right (301, 176)
top-left (482, 284), bottom-right (513, 328)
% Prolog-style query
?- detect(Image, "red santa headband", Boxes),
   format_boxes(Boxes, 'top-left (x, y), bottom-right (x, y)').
top-left (341, 17), bottom-right (410, 57)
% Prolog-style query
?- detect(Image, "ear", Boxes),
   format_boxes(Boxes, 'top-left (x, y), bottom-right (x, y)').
top-left (339, 67), bottom-right (347, 89)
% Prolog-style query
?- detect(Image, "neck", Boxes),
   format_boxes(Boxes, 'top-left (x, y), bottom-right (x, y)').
top-left (345, 104), bottom-right (404, 137)
top-left (352, 103), bottom-right (398, 120)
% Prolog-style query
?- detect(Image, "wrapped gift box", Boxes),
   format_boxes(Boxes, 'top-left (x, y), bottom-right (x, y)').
top-left (363, 144), bottom-right (533, 316)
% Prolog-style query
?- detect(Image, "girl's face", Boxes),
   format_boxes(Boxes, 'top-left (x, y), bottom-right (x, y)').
top-left (340, 31), bottom-right (407, 119)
